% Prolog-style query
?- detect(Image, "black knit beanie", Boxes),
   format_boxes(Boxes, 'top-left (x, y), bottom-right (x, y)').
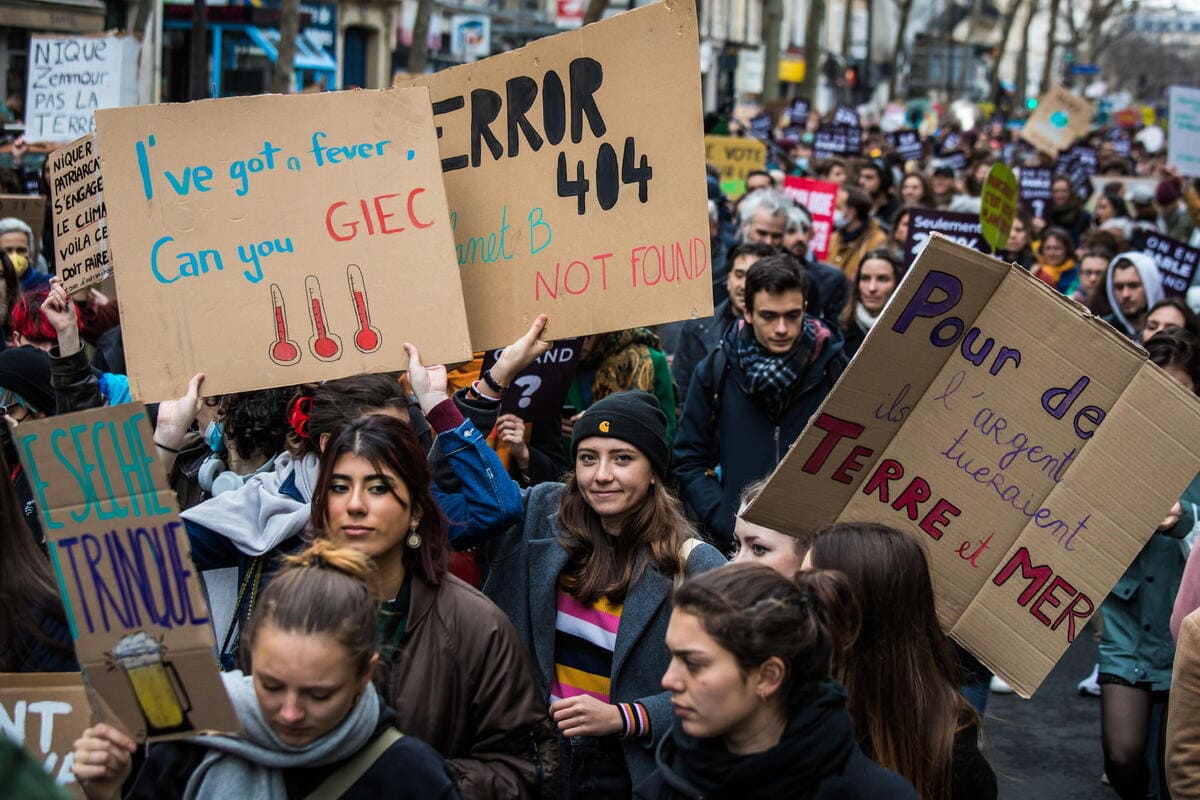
top-left (0, 345), bottom-right (54, 416)
top-left (571, 390), bottom-right (671, 478)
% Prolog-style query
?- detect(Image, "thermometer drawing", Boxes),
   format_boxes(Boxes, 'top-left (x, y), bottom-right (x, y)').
top-left (305, 275), bottom-right (343, 361)
top-left (267, 283), bottom-right (302, 366)
top-left (347, 264), bottom-right (382, 354)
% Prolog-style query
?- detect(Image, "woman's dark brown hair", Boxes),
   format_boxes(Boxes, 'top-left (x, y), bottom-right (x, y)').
top-left (241, 539), bottom-right (381, 676)
top-left (673, 563), bottom-right (859, 715)
top-left (287, 374), bottom-right (409, 456)
top-left (807, 521), bottom-right (976, 800)
top-left (840, 248), bottom-right (902, 330)
top-left (558, 475), bottom-right (697, 605)
top-left (0, 250), bottom-right (19, 331)
top-left (1146, 328), bottom-right (1200, 391)
top-left (0, 439), bottom-right (75, 670)
top-left (312, 413), bottom-right (449, 586)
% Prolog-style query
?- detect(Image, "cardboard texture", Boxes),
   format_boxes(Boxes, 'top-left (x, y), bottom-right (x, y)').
top-left (980, 163), bottom-right (1017, 251)
top-left (1169, 86), bottom-right (1200, 178)
top-left (1132, 230), bottom-right (1200, 299)
top-left (782, 176), bottom-right (837, 261)
top-left (1021, 86), bottom-right (1093, 157)
top-left (743, 235), bottom-right (1200, 697)
top-left (401, 1), bottom-right (712, 351)
top-left (0, 673), bottom-right (89, 798)
top-left (705, 135), bottom-right (767, 199)
top-left (14, 404), bottom-right (239, 741)
top-left (0, 194), bottom-right (46, 242)
top-left (95, 88), bottom-right (472, 401)
top-left (904, 208), bottom-right (987, 268)
top-left (25, 35), bottom-right (140, 144)
top-left (48, 134), bottom-right (110, 294)
top-left (479, 336), bottom-right (583, 420)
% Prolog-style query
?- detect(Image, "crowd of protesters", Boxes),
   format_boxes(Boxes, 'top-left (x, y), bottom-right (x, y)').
top-left (3, 99), bottom-right (1200, 800)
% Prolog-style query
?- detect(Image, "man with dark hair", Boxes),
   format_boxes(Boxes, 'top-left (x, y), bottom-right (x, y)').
top-left (745, 169), bottom-right (774, 193)
top-left (828, 186), bottom-right (888, 279)
top-left (858, 159), bottom-right (899, 228)
top-left (672, 241), bottom-right (778, 402)
top-left (673, 254), bottom-right (846, 548)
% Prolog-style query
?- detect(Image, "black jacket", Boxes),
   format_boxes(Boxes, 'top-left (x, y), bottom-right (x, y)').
top-left (634, 683), bottom-right (915, 800)
top-left (673, 324), bottom-right (846, 548)
top-left (125, 703), bottom-right (461, 799)
top-left (670, 300), bottom-right (737, 404)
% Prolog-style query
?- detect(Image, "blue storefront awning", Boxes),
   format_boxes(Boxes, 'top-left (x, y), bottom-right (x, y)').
top-left (244, 25), bottom-right (336, 71)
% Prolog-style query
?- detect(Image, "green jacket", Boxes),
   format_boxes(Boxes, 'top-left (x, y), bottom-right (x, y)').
top-left (1099, 473), bottom-right (1200, 690)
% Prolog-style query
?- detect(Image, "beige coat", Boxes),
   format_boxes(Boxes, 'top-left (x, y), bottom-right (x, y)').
top-left (1169, 609), bottom-right (1200, 797)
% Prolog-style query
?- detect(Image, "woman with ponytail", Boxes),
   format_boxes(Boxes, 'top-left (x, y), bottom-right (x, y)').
top-left (803, 522), bottom-right (997, 800)
top-left (636, 563), bottom-right (915, 799)
top-left (72, 540), bottom-right (460, 799)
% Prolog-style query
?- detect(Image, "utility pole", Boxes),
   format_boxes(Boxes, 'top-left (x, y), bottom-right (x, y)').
top-left (189, 0), bottom-right (207, 100)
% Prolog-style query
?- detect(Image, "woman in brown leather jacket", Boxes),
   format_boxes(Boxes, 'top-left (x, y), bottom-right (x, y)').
top-left (312, 410), bottom-right (557, 799)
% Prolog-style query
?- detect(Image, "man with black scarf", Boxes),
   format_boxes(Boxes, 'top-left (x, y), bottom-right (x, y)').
top-left (673, 255), bottom-right (847, 549)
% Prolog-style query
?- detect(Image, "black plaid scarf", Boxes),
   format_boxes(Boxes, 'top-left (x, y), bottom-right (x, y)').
top-left (731, 316), bottom-right (828, 414)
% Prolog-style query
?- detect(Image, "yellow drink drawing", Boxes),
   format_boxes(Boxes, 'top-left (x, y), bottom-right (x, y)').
top-left (125, 661), bottom-right (186, 729)
top-left (111, 631), bottom-right (192, 734)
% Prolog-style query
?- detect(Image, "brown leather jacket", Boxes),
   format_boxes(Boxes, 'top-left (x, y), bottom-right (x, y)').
top-left (375, 572), bottom-right (557, 800)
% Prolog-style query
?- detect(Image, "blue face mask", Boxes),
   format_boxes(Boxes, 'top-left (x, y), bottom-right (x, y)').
top-left (204, 420), bottom-right (225, 453)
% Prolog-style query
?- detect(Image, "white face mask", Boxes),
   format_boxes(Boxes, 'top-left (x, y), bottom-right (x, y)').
top-left (833, 210), bottom-right (849, 230)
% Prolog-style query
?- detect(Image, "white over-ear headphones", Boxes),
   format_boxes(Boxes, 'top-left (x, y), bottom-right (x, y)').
top-left (198, 454), bottom-right (272, 496)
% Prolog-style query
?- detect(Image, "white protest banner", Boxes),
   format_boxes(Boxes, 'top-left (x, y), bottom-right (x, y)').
top-left (1168, 86), bottom-right (1200, 178)
top-left (745, 235), bottom-right (1200, 696)
top-left (15, 405), bottom-right (240, 741)
top-left (25, 35), bottom-right (140, 144)
top-left (401, 0), bottom-right (713, 350)
top-left (48, 134), bottom-right (110, 293)
top-left (95, 89), bottom-right (472, 401)
top-left (0, 673), bottom-right (89, 798)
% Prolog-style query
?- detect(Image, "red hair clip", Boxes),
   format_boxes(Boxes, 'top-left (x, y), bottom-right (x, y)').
top-left (288, 396), bottom-right (314, 439)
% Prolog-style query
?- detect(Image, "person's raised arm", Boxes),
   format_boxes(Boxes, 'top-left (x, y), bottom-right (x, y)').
top-left (154, 373), bottom-right (205, 473)
top-left (72, 723), bottom-right (136, 800)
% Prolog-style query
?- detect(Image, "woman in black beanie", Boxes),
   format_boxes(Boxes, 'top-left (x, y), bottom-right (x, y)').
top-left (406, 321), bottom-right (728, 799)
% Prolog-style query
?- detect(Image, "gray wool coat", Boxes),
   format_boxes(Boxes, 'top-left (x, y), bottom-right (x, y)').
top-left (479, 481), bottom-right (728, 788)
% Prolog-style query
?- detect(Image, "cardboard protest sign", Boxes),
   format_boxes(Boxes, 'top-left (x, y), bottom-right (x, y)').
top-left (904, 207), bottom-right (987, 268)
top-left (0, 673), bottom-right (89, 798)
top-left (1087, 175), bottom-right (1157, 205)
top-left (782, 176), bottom-right (838, 261)
top-left (1021, 86), bottom-right (1093, 157)
top-left (887, 129), bottom-right (924, 161)
top-left (25, 35), bottom-right (140, 144)
top-left (980, 164), bottom-right (1017, 252)
top-left (95, 88), bottom-right (471, 401)
top-left (14, 404), bottom-right (239, 740)
top-left (814, 124), bottom-right (862, 159)
top-left (1168, 86), bottom-right (1200, 178)
top-left (479, 337), bottom-right (583, 420)
top-left (402, 1), bottom-right (712, 351)
top-left (705, 135), bottom-right (767, 199)
top-left (1132, 230), bottom-right (1200, 299)
top-left (0, 194), bottom-right (46, 242)
top-left (744, 235), bottom-right (1200, 696)
top-left (1019, 167), bottom-right (1053, 219)
top-left (48, 134), bottom-right (109, 293)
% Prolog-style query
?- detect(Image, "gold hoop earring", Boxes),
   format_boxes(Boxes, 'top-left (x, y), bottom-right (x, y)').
top-left (406, 521), bottom-right (422, 549)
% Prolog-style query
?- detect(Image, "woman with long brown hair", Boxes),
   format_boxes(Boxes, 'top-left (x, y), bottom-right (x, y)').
top-left (803, 522), bottom-right (997, 800)
top-left (311, 410), bottom-right (556, 799)
top-left (0, 422), bottom-right (76, 672)
top-left (406, 317), bottom-right (727, 797)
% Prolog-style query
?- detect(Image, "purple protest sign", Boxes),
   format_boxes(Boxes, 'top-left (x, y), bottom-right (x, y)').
top-left (1133, 231), bottom-right (1200, 299)
top-left (480, 337), bottom-right (584, 420)
top-left (904, 207), bottom-right (989, 269)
